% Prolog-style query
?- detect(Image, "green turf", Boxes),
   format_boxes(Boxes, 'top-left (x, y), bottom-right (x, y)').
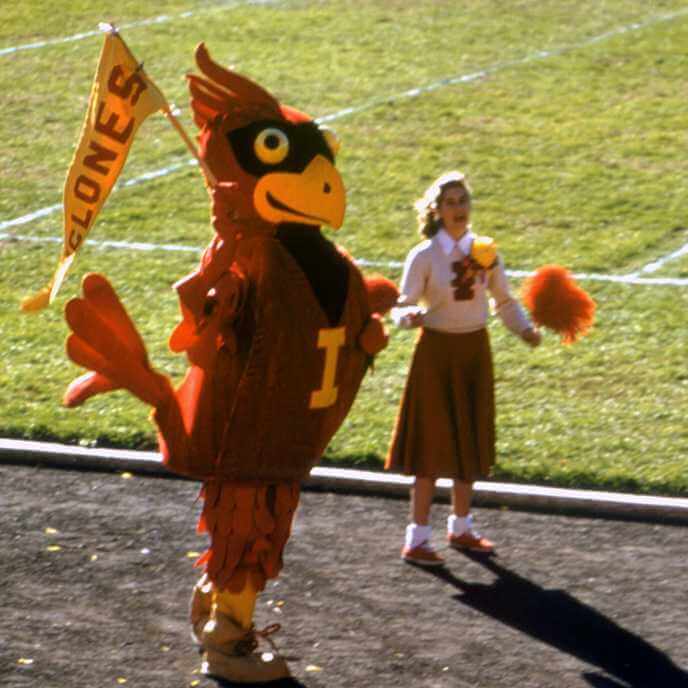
top-left (1, 0), bottom-right (687, 495)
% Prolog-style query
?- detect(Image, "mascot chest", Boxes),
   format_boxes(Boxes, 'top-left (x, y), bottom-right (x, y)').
top-left (214, 238), bottom-right (370, 480)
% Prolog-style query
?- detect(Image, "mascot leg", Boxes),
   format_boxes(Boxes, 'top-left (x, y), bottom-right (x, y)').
top-left (190, 574), bottom-right (258, 643)
top-left (193, 481), bottom-right (299, 683)
top-left (199, 581), bottom-right (289, 683)
top-left (190, 573), bottom-right (213, 644)
top-left (215, 580), bottom-right (258, 630)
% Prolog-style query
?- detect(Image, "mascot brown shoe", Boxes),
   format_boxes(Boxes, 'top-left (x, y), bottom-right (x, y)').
top-left (200, 609), bottom-right (289, 683)
top-left (190, 574), bottom-right (213, 645)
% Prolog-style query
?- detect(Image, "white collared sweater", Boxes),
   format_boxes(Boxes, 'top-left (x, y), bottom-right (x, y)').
top-left (391, 228), bottom-right (531, 336)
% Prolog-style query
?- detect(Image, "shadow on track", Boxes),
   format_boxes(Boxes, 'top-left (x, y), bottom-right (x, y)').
top-left (419, 552), bottom-right (688, 688)
top-left (582, 672), bottom-right (637, 688)
top-left (211, 677), bottom-right (306, 688)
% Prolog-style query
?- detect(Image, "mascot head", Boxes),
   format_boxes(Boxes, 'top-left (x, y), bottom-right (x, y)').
top-left (188, 43), bottom-right (345, 229)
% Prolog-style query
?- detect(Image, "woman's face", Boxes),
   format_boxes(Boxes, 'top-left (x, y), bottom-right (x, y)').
top-left (437, 184), bottom-right (471, 236)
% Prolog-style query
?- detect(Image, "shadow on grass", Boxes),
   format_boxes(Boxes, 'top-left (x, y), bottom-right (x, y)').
top-left (421, 552), bottom-right (688, 688)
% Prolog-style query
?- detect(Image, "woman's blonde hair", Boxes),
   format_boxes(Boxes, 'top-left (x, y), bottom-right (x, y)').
top-left (415, 170), bottom-right (472, 238)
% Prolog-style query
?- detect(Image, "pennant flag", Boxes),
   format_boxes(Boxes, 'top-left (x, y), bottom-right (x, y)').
top-left (21, 26), bottom-right (168, 311)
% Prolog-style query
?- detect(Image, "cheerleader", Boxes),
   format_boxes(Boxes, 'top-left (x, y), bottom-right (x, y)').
top-left (387, 171), bottom-right (541, 566)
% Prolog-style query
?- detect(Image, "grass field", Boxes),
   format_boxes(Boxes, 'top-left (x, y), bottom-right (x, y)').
top-left (1, 0), bottom-right (687, 495)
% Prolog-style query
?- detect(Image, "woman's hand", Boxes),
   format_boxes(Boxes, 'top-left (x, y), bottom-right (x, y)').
top-left (393, 304), bottom-right (425, 329)
top-left (403, 311), bottom-right (425, 328)
top-left (521, 327), bottom-right (542, 348)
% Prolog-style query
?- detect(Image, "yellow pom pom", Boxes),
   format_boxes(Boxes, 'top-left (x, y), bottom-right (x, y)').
top-left (471, 236), bottom-right (497, 268)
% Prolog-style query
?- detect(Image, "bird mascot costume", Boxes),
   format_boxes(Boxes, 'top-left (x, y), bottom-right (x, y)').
top-left (63, 43), bottom-right (398, 683)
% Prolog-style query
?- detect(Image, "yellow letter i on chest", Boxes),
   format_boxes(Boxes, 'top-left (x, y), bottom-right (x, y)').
top-left (309, 327), bottom-right (346, 410)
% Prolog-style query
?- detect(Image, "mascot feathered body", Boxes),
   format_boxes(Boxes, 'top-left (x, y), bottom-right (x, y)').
top-left (64, 43), bottom-right (397, 683)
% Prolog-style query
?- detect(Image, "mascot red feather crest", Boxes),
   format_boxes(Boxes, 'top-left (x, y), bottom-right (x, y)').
top-left (63, 43), bottom-right (397, 683)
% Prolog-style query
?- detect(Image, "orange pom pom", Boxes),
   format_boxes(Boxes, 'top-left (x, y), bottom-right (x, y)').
top-left (522, 265), bottom-right (595, 344)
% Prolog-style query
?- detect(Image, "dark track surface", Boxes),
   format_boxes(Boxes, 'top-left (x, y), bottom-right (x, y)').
top-left (2, 463), bottom-right (687, 688)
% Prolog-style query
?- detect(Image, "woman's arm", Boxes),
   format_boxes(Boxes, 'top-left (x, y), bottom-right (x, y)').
top-left (391, 246), bottom-right (429, 328)
top-left (488, 259), bottom-right (540, 345)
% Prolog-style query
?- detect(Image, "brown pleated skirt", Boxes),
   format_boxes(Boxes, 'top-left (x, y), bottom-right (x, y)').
top-left (386, 327), bottom-right (495, 480)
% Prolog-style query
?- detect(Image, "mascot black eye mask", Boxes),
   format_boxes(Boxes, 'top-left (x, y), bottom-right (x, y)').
top-left (227, 119), bottom-right (335, 177)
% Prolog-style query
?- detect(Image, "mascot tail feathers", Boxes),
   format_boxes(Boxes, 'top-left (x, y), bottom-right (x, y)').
top-left (522, 264), bottom-right (595, 344)
top-left (196, 482), bottom-right (300, 594)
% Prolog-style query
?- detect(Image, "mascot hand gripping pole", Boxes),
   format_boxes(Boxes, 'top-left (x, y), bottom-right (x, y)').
top-left (63, 43), bottom-right (398, 683)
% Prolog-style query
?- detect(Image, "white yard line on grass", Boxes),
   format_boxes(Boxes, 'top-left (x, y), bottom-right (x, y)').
top-left (3, 3), bottom-right (685, 59)
top-left (3, 233), bottom-right (688, 286)
top-left (632, 240), bottom-right (688, 276)
top-left (0, 233), bottom-right (200, 255)
top-left (0, 203), bottom-right (62, 232)
top-left (316, 8), bottom-right (688, 124)
top-left (0, 159), bottom-right (197, 233)
top-left (0, 0), bottom-right (279, 57)
top-left (4, 9), bottom-right (687, 234)
top-left (3, 9), bottom-right (688, 287)
top-left (506, 269), bottom-right (688, 288)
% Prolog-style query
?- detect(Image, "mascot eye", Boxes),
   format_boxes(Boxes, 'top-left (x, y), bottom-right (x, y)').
top-left (321, 126), bottom-right (340, 157)
top-left (254, 128), bottom-right (289, 164)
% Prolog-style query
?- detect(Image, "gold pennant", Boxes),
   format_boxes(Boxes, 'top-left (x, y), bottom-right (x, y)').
top-left (21, 28), bottom-right (167, 312)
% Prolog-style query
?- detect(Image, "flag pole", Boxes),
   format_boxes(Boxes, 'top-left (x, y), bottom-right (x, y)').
top-left (161, 106), bottom-right (217, 187)
top-left (103, 23), bottom-right (218, 187)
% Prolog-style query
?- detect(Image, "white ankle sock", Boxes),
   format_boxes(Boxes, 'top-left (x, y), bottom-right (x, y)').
top-left (447, 513), bottom-right (473, 536)
top-left (405, 523), bottom-right (432, 549)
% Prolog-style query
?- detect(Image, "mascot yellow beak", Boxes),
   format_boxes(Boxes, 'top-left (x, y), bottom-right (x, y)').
top-left (253, 155), bottom-right (346, 229)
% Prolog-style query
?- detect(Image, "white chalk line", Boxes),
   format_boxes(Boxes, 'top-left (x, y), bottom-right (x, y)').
top-left (1, 203), bottom-right (63, 231)
top-left (317, 8), bottom-right (688, 124)
top-left (7, 1), bottom-right (675, 61)
top-left (2, 232), bottom-right (687, 287)
top-left (504, 269), bottom-right (688, 288)
top-left (359, 264), bottom-right (688, 287)
top-left (0, 17), bottom-right (169, 57)
top-left (0, 0), bottom-right (279, 57)
top-left (5, 7), bottom-right (687, 236)
top-left (632, 240), bottom-right (688, 276)
top-left (0, 233), bottom-right (200, 255)
top-left (3, 167), bottom-right (686, 286)
top-left (0, 158), bottom-right (197, 232)
top-left (2, 9), bottom-right (687, 285)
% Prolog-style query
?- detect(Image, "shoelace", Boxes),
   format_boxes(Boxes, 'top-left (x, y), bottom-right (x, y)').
top-left (235, 623), bottom-right (282, 656)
